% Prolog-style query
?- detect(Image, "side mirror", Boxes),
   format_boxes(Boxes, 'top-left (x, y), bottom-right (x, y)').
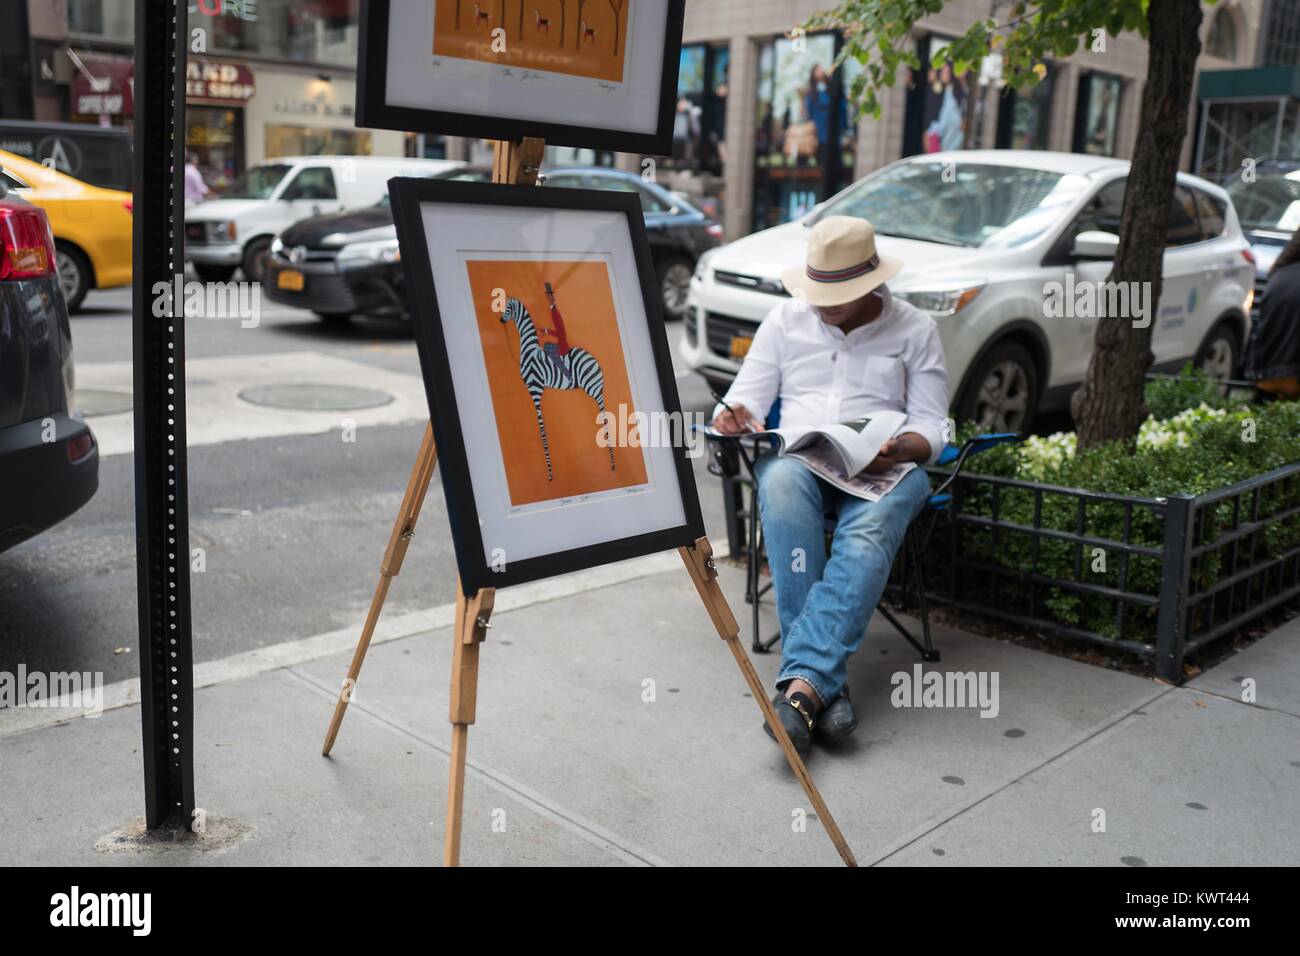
top-left (1073, 230), bottom-right (1119, 260)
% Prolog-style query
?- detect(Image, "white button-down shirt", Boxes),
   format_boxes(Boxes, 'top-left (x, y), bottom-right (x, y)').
top-left (717, 286), bottom-right (950, 465)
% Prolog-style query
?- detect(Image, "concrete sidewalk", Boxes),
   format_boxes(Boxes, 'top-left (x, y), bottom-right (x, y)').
top-left (2, 557), bottom-right (1297, 866)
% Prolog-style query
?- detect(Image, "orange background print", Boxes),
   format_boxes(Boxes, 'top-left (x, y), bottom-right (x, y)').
top-left (466, 258), bottom-right (649, 506)
top-left (434, 0), bottom-right (632, 83)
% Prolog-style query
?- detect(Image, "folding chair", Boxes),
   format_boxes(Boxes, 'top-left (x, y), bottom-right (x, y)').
top-left (707, 420), bottom-right (1018, 659)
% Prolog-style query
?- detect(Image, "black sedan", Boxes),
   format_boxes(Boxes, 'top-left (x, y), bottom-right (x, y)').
top-left (0, 188), bottom-right (98, 553)
top-left (263, 166), bottom-right (722, 323)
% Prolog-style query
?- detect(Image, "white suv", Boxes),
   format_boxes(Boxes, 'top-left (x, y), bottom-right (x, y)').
top-left (681, 150), bottom-right (1255, 431)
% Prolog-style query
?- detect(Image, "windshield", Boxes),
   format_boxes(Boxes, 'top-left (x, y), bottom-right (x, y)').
top-left (813, 162), bottom-right (1088, 248)
top-left (220, 163), bottom-right (292, 200)
top-left (1226, 171), bottom-right (1300, 233)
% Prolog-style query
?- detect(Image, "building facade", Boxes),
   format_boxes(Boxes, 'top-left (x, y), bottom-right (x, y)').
top-left (662, 0), bottom-right (1270, 240)
top-left (17, 0), bottom-right (409, 191)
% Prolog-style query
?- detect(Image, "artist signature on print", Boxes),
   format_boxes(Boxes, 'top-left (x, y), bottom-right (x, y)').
top-left (500, 67), bottom-right (545, 82)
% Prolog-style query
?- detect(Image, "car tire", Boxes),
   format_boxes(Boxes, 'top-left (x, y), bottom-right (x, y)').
top-left (314, 311), bottom-right (353, 325)
top-left (1194, 320), bottom-right (1240, 382)
top-left (657, 256), bottom-right (693, 321)
top-left (956, 341), bottom-right (1039, 433)
top-left (55, 242), bottom-right (92, 313)
top-left (193, 264), bottom-right (237, 283)
top-left (241, 237), bottom-right (273, 284)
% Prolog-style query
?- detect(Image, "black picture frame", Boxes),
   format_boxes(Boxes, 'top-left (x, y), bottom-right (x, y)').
top-left (388, 177), bottom-right (706, 595)
top-left (358, 0), bottom-right (687, 156)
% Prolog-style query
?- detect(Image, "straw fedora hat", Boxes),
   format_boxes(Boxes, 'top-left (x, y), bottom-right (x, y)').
top-left (780, 215), bottom-right (903, 307)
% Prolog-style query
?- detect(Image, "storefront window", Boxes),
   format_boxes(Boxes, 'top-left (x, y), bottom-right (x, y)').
top-left (265, 124), bottom-right (372, 158)
top-left (903, 36), bottom-right (970, 156)
top-left (190, 0), bottom-right (360, 69)
top-left (669, 42), bottom-right (729, 176)
top-left (997, 66), bottom-right (1056, 150)
top-left (69, 0), bottom-right (135, 42)
top-left (753, 32), bottom-right (856, 229)
top-left (187, 105), bottom-right (245, 191)
top-left (1074, 72), bottom-right (1122, 157)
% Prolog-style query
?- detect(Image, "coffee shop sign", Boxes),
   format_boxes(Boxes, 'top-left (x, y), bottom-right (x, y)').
top-left (186, 61), bottom-right (256, 102)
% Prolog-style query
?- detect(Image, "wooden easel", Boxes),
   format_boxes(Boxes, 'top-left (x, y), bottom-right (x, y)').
top-left (321, 138), bottom-right (857, 867)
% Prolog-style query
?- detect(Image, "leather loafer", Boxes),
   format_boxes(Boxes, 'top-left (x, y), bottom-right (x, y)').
top-left (814, 687), bottom-right (858, 743)
top-left (763, 691), bottom-right (815, 756)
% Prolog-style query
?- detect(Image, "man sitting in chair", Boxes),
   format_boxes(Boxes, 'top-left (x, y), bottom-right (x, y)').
top-left (712, 216), bottom-right (949, 755)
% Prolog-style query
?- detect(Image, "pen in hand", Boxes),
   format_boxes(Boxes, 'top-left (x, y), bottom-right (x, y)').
top-left (710, 389), bottom-right (763, 434)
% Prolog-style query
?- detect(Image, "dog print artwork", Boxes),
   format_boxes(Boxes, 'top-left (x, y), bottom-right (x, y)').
top-left (467, 258), bottom-right (649, 506)
top-left (433, 0), bottom-right (632, 84)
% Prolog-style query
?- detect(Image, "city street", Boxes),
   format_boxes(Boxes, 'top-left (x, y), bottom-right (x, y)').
top-left (0, 287), bottom-right (728, 685)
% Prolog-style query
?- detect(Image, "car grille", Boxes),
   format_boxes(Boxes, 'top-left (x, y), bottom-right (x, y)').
top-left (705, 311), bottom-right (758, 357)
top-left (274, 246), bottom-right (340, 263)
top-left (714, 269), bottom-right (789, 297)
top-left (184, 222), bottom-right (207, 245)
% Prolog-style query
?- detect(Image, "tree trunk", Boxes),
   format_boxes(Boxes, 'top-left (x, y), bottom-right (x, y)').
top-left (1070, 0), bottom-right (1203, 450)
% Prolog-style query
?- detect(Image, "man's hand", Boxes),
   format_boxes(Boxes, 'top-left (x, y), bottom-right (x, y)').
top-left (713, 402), bottom-right (764, 435)
top-left (862, 433), bottom-right (930, 474)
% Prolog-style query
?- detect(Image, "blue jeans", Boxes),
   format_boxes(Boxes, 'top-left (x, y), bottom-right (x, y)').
top-left (754, 454), bottom-right (931, 707)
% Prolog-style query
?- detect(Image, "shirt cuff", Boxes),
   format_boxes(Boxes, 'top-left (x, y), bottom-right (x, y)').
top-left (906, 421), bottom-right (946, 466)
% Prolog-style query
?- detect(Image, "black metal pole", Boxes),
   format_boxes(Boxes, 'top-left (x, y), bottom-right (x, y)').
top-left (132, 0), bottom-right (195, 831)
top-left (1155, 494), bottom-right (1194, 684)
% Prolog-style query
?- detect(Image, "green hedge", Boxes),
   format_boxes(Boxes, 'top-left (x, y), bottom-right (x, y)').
top-left (942, 369), bottom-right (1300, 643)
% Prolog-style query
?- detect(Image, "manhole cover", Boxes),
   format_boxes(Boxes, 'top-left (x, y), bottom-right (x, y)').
top-left (237, 383), bottom-right (394, 411)
top-left (75, 388), bottom-right (133, 417)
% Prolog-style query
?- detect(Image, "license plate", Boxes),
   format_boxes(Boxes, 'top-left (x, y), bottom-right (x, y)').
top-left (277, 269), bottom-right (305, 292)
top-left (729, 334), bottom-right (753, 360)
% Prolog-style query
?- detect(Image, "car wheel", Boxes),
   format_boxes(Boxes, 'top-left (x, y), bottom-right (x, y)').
top-left (241, 237), bottom-right (273, 284)
top-left (1195, 321), bottom-right (1240, 383)
top-left (55, 243), bottom-right (91, 313)
top-left (193, 263), bottom-right (237, 283)
top-left (956, 341), bottom-right (1039, 433)
top-left (314, 311), bottom-right (353, 325)
top-left (657, 257), bottom-right (693, 321)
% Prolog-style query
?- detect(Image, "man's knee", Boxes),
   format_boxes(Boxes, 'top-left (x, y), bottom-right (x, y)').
top-left (756, 455), bottom-right (821, 514)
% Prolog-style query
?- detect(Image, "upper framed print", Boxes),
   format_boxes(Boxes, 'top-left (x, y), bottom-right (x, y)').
top-left (388, 177), bottom-right (705, 594)
top-left (358, 0), bottom-right (687, 155)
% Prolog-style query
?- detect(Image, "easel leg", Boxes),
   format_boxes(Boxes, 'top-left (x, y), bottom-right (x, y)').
top-left (680, 536), bottom-right (858, 867)
top-left (322, 422), bottom-right (439, 756)
top-left (444, 585), bottom-right (494, 867)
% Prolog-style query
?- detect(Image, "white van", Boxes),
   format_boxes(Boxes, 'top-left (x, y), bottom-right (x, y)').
top-left (185, 156), bottom-right (462, 283)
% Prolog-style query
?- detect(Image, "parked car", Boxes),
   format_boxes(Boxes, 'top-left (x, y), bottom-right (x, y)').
top-left (0, 119), bottom-right (132, 192)
top-left (682, 150), bottom-right (1255, 432)
top-left (0, 187), bottom-right (98, 554)
top-left (185, 156), bottom-right (462, 284)
top-left (0, 148), bottom-right (133, 313)
top-left (263, 165), bottom-right (722, 323)
top-left (1224, 159), bottom-right (1300, 313)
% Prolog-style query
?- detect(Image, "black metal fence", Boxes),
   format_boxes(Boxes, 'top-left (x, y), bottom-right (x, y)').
top-left (920, 461), bottom-right (1300, 682)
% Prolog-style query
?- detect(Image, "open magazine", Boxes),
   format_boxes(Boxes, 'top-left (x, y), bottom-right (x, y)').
top-left (712, 409), bottom-right (917, 502)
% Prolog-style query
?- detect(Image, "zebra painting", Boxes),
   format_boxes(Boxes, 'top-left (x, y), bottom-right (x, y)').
top-left (500, 296), bottom-right (617, 482)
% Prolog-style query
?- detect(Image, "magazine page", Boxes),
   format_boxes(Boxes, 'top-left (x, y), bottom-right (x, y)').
top-left (772, 409), bottom-right (908, 474)
top-left (786, 442), bottom-right (917, 502)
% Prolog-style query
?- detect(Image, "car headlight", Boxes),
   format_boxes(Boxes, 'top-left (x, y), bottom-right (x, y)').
top-left (337, 239), bottom-right (402, 264)
top-left (894, 282), bottom-right (986, 317)
top-left (694, 249), bottom-right (718, 281)
top-left (270, 237), bottom-right (284, 256)
top-left (208, 221), bottom-right (237, 242)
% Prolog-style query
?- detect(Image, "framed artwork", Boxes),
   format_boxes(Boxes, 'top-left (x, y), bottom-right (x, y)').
top-left (358, 0), bottom-right (687, 155)
top-left (388, 177), bottom-right (705, 593)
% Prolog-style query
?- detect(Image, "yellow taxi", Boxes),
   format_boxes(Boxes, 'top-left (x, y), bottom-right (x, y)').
top-left (0, 148), bottom-right (132, 312)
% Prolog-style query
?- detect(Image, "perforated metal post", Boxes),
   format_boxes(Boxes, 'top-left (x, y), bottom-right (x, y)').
top-left (133, 0), bottom-right (195, 830)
